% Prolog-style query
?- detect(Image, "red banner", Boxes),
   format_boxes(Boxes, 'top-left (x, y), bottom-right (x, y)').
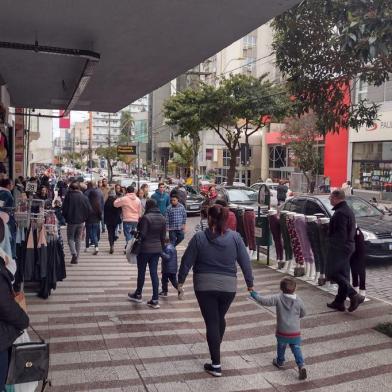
top-left (59, 110), bottom-right (71, 128)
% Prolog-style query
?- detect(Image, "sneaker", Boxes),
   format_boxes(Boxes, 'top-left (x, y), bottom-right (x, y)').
top-left (327, 301), bottom-right (346, 312)
top-left (348, 293), bottom-right (365, 312)
top-left (84, 247), bottom-right (89, 253)
top-left (93, 247), bottom-right (99, 255)
top-left (109, 246), bottom-right (114, 254)
top-left (128, 293), bottom-right (142, 303)
top-left (159, 291), bottom-right (168, 297)
top-left (178, 286), bottom-right (185, 300)
top-left (147, 300), bottom-right (160, 309)
top-left (298, 366), bottom-right (307, 380)
top-left (272, 358), bottom-right (284, 369)
top-left (204, 363), bottom-right (222, 377)
top-left (70, 255), bottom-right (78, 264)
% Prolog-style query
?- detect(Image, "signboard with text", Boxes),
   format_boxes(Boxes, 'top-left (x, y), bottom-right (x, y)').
top-left (117, 145), bottom-right (137, 155)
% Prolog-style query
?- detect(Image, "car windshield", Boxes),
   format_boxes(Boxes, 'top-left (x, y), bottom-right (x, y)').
top-left (322, 197), bottom-right (382, 218)
top-left (227, 188), bottom-right (258, 203)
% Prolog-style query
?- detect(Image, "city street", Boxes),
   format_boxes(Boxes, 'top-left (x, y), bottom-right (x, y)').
top-left (23, 220), bottom-right (392, 392)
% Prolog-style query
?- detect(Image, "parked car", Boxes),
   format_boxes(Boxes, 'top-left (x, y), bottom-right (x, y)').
top-left (250, 182), bottom-right (293, 206)
top-left (281, 195), bottom-right (392, 261)
top-left (217, 186), bottom-right (259, 211)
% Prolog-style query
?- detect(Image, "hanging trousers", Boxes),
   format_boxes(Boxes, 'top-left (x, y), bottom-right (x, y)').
top-left (350, 229), bottom-right (366, 290)
top-left (243, 210), bottom-right (256, 251)
top-left (306, 221), bottom-right (322, 272)
top-left (269, 215), bottom-right (284, 260)
top-left (317, 223), bottom-right (329, 275)
top-left (294, 216), bottom-right (314, 264)
top-left (279, 213), bottom-right (293, 261)
top-left (287, 217), bottom-right (304, 264)
top-left (235, 209), bottom-right (247, 246)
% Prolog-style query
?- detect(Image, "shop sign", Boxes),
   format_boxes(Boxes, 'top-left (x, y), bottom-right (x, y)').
top-left (117, 145), bottom-right (137, 155)
top-left (14, 108), bottom-right (24, 177)
top-left (25, 181), bottom-right (38, 193)
top-left (350, 110), bottom-right (392, 142)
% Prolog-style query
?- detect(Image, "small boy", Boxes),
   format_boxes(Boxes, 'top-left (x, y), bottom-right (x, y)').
top-left (159, 238), bottom-right (184, 299)
top-left (250, 277), bottom-right (307, 380)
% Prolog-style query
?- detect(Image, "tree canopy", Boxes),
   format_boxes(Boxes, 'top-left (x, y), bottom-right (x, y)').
top-left (272, 0), bottom-right (392, 135)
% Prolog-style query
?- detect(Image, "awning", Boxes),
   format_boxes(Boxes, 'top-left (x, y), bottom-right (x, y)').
top-left (0, 0), bottom-right (300, 113)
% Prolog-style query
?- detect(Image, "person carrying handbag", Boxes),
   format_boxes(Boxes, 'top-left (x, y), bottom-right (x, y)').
top-left (0, 248), bottom-right (29, 391)
top-left (127, 199), bottom-right (166, 309)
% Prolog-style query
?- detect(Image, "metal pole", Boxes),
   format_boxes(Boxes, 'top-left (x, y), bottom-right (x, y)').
top-left (88, 112), bottom-right (93, 169)
top-left (137, 141), bottom-right (140, 189)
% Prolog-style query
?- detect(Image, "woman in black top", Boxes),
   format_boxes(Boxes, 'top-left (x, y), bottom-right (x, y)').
top-left (104, 190), bottom-right (122, 254)
top-left (127, 199), bottom-right (166, 309)
top-left (178, 204), bottom-right (254, 377)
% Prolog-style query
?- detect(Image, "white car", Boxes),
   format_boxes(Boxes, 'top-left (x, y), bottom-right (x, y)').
top-left (250, 182), bottom-right (293, 206)
top-left (220, 181), bottom-right (247, 187)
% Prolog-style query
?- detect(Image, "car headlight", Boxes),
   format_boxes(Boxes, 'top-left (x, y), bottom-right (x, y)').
top-left (361, 230), bottom-right (377, 241)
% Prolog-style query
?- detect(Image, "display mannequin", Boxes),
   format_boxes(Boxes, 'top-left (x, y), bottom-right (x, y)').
top-left (279, 211), bottom-right (293, 270)
top-left (305, 215), bottom-right (318, 281)
top-left (317, 217), bottom-right (330, 286)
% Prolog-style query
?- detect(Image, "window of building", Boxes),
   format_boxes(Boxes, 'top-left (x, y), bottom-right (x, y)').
top-left (269, 146), bottom-right (286, 169)
top-left (355, 75), bottom-right (392, 104)
top-left (205, 148), bottom-right (213, 160)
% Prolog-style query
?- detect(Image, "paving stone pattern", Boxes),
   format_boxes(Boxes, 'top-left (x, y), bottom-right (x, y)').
top-left (25, 221), bottom-right (392, 392)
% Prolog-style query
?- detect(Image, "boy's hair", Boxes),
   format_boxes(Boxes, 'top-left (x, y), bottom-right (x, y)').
top-left (280, 277), bottom-right (296, 294)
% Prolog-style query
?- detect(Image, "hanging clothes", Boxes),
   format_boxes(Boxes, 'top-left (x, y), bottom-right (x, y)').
top-left (279, 212), bottom-right (293, 261)
top-left (317, 222), bottom-right (329, 275)
top-left (234, 209), bottom-right (247, 246)
top-left (350, 228), bottom-right (366, 291)
top-left (24, 227), bottom-right (35, 281)
top-left (293, 215), bottom-right (314, 264)
top-left (243, 210), bottom-right (256, 251)
top-left (306, 221), bottom-right (322, 273)
top-left (287, 216), bottom-right (304, 265)
top-left (268, 214), bottom-right (283, 261)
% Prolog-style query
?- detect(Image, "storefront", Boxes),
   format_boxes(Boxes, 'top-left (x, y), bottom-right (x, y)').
top-left (349, 109), bottom-right (392, 199)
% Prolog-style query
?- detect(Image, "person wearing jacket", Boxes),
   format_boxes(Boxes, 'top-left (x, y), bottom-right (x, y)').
top-left (128, 199), bottom-right (166, 309)
top-left (178, 204), bottom-right (254, 377)
top-left (0, 178), bottom-right (17, 259)
top-left (151, 183), bottom-right (170, 215)
top-left (62, 181), bottom-right (92, 264)
top-left (104, 190), bottom-right (122, 254)
top-left (86, 189), bottom-right (103, 255)
top-left (0, 255), bottom-right (29, 391)
top-left (159, 238), bottom-right (183, 298)
top-left (326, 189), bottom-right (364, 312)
top-left (113, 186), bottom-right (142, 252)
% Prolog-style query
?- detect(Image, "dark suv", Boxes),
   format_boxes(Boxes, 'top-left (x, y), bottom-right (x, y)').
top-left (281, 195), bottom-right (392, 262)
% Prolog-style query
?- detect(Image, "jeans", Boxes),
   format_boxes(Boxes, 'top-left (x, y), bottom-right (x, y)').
top-left (169, 230), bottom-right (184, 246)
top-left (195, 290), bottom-right (236, 365)
top-left (107, 225), bottom-right (117, 247)
top-left (161, 272), bottom-right (178, 293)
top-left (277, 341), bottom-right (304, 367)
top-left (135, 253), bottom-right (160, 301)
top-left (0, 349), bottom-right (8, 392)
top-left (67, 223), bottom-right (84, 257)
top-left (123, 221), bottom-right (138, 244)
top-left (86, 223), bottom-right (100, 247)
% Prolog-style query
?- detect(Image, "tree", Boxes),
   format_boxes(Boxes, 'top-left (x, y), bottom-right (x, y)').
top-left (95, 146), bottom-right (118, 182)
top-left (281, 113), bottom-right (323, 192)
top-left (164, 88), bottom-right (204, 187)
top-left (198, 74), bottom-right (291, 185)
top-left (120, 110), bottom-right (134, 138)
top-left (272, 0), bottom-right (392, 135)
top-left (169, 139), bottom-right (194, 176)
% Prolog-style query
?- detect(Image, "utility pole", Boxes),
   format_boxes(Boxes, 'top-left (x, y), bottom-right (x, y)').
top-left (88, 112), bottom-right (93, 169)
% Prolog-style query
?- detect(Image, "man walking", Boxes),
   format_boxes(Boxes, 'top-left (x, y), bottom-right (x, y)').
top-left (276, 180), bottom-right (288, 206)
top-left (166, 194), bottom-right (187, 246)
top-left (62, 181), bottom-right (92, 264)
top-left (100, 178), bottom-right (110, 233)
top-left (151, 183), bottom-right (170, 215)
top-left (114, 186), bottom-right (142, 252)
top-left (326, 189), bottom-right (365, 312)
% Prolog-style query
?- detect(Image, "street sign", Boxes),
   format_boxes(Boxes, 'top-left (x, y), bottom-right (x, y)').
top-left (117, 145), bottom-right (137, 155)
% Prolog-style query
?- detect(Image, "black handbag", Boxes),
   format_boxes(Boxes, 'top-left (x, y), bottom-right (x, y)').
top-left (131, 232), bottom-right (142, 255)
top-left (6, 325), bottom-right (50, 391)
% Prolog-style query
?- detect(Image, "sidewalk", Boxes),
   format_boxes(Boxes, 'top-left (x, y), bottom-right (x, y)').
top-left (26, 234), bottom-right (392, 392)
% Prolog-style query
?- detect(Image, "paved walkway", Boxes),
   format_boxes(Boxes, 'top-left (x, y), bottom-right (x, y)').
top-left (26, 234), bottom-right (392, 392)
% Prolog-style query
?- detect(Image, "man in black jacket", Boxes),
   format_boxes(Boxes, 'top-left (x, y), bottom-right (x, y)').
top-left (62, 181), bottom-right (92, 264)
top-left (326, 189), bottom-right (365, 312)
top-left (0, 257), bottom-right (29, 390)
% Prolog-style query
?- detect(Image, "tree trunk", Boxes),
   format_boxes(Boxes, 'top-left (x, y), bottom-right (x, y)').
top-left (227, 149), bottom-right (237, 186)
top-left (108, 161), bottom-right (113, 182)
top-left (303, 171), bottom-right (311, 193)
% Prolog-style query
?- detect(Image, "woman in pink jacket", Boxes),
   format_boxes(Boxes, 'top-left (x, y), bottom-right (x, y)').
top-left (114, 186), bottom-right (142, 252)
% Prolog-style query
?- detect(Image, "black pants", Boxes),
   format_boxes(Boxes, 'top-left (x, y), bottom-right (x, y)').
top-left (107, 225), bottom-right (117, 247)
top-left (161, 272), bottom-right (178, 292)
top-left (0, 349), bottom-right (8, 392)
top-left (350, 257), bottom-right (366, 290)
top-left (330, 262), bottom-right (357, 304)
top-left (195, 290), bottom-right (236, 365)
